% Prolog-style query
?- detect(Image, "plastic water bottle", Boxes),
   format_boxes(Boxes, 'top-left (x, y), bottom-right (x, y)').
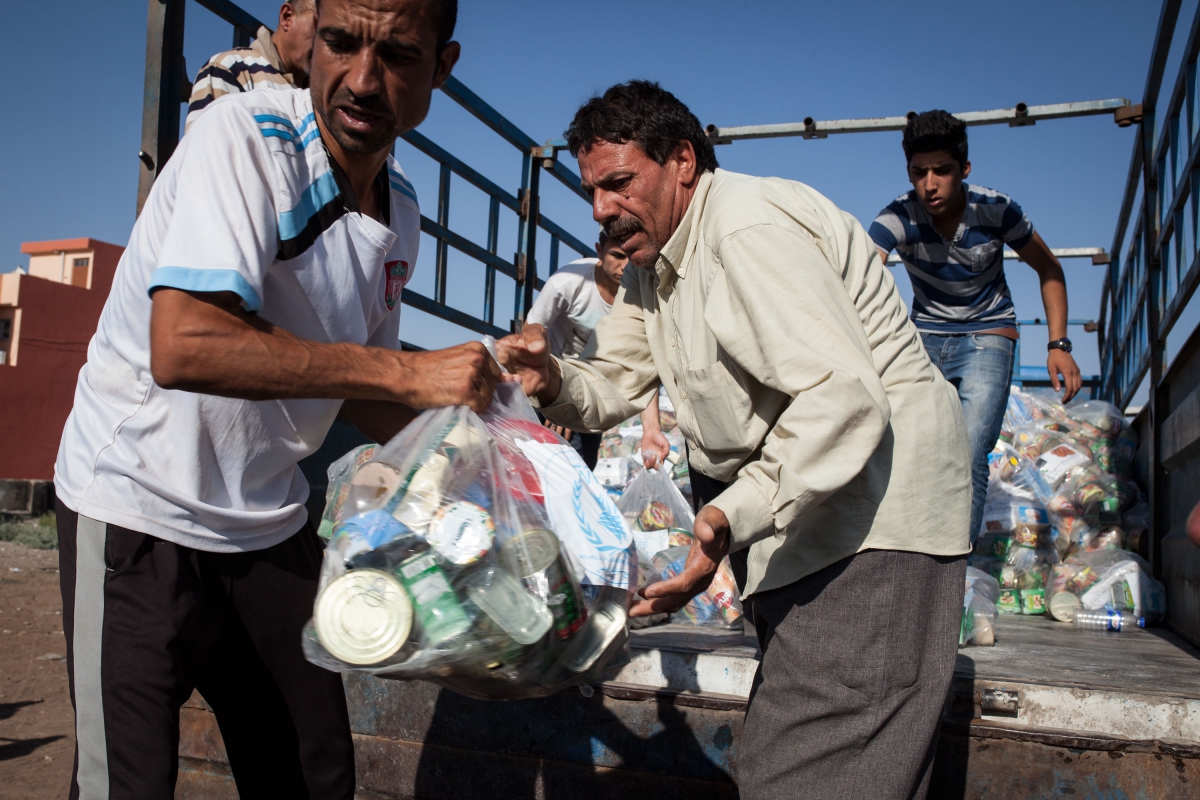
top-left (1074, 608), bottom-right (1145, 632)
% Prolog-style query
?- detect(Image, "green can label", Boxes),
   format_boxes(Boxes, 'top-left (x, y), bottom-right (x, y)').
top-left (397, 552), bottom-right (471, 645)
top-left (1020, 588), bottom-right (1047, 615)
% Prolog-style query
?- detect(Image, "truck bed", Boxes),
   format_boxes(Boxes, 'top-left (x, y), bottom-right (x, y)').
top-left (175, 617), bottom-right (1200, 799)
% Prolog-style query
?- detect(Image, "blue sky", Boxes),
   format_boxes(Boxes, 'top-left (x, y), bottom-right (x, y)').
top-left (0, 0), bottom-right (1187, 395)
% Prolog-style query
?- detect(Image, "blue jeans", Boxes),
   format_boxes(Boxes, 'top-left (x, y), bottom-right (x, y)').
top-left (920, 333), bottom-right (1015, 544)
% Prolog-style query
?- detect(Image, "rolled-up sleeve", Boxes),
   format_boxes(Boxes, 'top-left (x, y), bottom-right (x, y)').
top-left (538, 271), bottom-right (660, 433)
top-left (703, 222), bottom-right (892, 551)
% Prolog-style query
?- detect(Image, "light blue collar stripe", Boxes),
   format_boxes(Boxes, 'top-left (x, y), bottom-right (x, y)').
top-left (279, 171), bottom-right (340, 241)
top-left (253, 114), bottom-right (300, 136)
top-left (298, 112), bottom-right (317, 132)
top-left (300, 128), bottom-right (322, 147)
top-left (148, 267), bottom-right (263, 312)
top-left (259, 129), bottom-right (301, 147)
top-left (387, 168), bottom-right (415, 193)
top-left (390, 181), bottom-right (418, 203)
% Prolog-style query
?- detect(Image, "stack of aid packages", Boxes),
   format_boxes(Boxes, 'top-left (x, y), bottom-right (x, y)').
top-left (303, 382), bottom-right (636, 700)
top-left (617, 467), bottom-right (743, 630)
top-left (960, 387), bottom-right (1165, 647)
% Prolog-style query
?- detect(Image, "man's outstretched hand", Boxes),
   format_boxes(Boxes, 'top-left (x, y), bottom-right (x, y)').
top-left (497, 324), bottom-right (562, 403)
top-left (630, 505), bottom-right (731, 617)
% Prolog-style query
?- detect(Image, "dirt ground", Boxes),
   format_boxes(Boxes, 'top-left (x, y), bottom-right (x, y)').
top-left (0, 541), bottom-right (73, 799)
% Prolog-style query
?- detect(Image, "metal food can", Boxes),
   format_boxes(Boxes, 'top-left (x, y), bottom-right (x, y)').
top-left (566, 600), bottom-right (627, 673)
top-left (466, 566), bottom-right (553, 647)
top-left (499, 529), bottom-right (587, 640)
top-left (428, 501), bottom-right (495, 567)
top-left (314, 569), bottom-right (413, 665)
top-left (666, 528), bottom-right (693, 548)
top-left (638, 501), bottom-right (674, 531)
top-left (396, 551), bottom-right (472, 645)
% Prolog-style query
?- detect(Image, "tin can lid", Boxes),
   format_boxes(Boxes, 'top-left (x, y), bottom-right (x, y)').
top-left (315, 569), bottom-right (413, 665)
top-left (499, 529), bottom-right (559, 577)
top-left (429, 501), bottom-right (495, 566)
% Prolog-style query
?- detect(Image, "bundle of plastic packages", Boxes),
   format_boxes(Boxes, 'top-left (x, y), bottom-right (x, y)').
top-left (618, 467), bottom-right (695, 565)
top-left (616, 467), bottom-right (743, 629)
top-left (1045, 548), bottom-right (1166, 624)
top-left (973, 479), bottom-right (1062, 615)
top-left (303, 383), bottom-right (636, 700)
top-left (961, 567), bottom-right (1000, 646)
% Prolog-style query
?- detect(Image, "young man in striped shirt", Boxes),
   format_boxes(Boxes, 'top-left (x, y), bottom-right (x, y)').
top-left (870, 110), bottom-right (1082, 544)
top-left (185, 1), bottom-right (317, 130)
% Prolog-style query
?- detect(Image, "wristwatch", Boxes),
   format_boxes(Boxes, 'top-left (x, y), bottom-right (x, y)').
top-left (1047, 338), bottom-right (1073, 354)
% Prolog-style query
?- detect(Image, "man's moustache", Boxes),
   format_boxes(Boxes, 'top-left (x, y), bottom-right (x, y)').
top-left (603, 217), bottom-right (643, 238)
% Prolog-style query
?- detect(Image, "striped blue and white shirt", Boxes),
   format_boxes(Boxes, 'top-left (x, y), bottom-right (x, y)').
top-left (869, 184), bottom-right (1034, 333)
top-left (55, 87), bottom-right (421, 553)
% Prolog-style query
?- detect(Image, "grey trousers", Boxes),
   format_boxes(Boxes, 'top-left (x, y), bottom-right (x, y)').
top-left (738, 549), bottom-right (966, 800)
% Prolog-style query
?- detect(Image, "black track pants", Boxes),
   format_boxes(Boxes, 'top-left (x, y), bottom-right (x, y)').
top-left (57, 500), bottom-right (355, 800)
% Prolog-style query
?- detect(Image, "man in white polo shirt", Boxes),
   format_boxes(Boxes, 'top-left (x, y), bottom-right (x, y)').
top-left (53, 1), bottom-right (490, 798)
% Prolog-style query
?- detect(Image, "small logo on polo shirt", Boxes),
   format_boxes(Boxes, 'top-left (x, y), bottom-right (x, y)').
top-left (385, 260), bottom-right (409, 311)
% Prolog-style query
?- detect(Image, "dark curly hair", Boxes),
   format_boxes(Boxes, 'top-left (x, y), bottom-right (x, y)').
top-left (565, 80), bottom-right (719, 174)
top-left (902, 110), bottom-right (968, 169)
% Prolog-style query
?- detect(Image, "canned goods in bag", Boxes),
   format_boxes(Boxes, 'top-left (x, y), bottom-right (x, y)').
top-left (566, 601), bottom-right (627, 673)
top-left (429, 501), bottom-right (495, 567)
top-left (467, 567), bottom-right (553, 646)
top-left (315, 569), bottom-right (413, 665)
top-left (396, 551), bottom-right (471, 645)
top-left (499, 529), bottom-right (559, 577)
top-left (334, 510), bottom-right (409, 567)
top-left (503, 530), bottom-right (587, 640)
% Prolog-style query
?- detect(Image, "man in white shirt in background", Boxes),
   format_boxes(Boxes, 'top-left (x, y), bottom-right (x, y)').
top-left (527, 231), bottom-right (665, 469)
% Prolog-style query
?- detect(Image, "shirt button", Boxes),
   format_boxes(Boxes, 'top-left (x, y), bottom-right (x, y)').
top-left (682, 390), bottom-right (689, 399)
top-left (671, 339), bottom-right (676, 347)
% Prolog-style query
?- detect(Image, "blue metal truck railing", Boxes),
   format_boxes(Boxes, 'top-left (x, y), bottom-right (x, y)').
top-left (1097, 0), bottom-right (1200, 634)
top-left (138, 0), bottom-right (594, 339)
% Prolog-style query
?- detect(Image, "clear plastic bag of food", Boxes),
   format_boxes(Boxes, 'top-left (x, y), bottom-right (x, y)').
top-left (648, 545), bottom-right (743, 628)
top-left (617, 467), bottom-right (695, 565)
top-left (960, 588), bottom-right (999, 646)
top-left (303, 383), bottom-right (635, 700)
top-left (317, 444), bottom-right (378, 539)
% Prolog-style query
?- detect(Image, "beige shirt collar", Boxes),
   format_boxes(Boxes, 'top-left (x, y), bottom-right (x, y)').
top-left (654, 171), bottom-right (714, 288)
top-left (253, 25), bottom-right (291, 80)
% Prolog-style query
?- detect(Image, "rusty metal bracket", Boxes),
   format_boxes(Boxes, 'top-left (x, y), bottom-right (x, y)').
top-left (978, 686), bottom-right (1023, 716)
top-left (1115, 103), bottom-right (1145, 127)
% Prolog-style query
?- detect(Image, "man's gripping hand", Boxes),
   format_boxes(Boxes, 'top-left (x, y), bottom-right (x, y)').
top-left (630, 505), bottom-right (731, 617)
top-left (396, 342), bottom-right (501, 413)
top-left (497, 324), bottom-right (562, 403)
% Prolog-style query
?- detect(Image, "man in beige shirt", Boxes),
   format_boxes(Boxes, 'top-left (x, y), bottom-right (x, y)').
top-left (499, 80), bottom-right (971, 799)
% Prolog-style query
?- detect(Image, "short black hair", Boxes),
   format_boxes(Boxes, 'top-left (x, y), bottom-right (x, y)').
top-left (903, 110), bottom-right (968, 169)
top-left (313, 0), bottom-right (457, 48)
top-left (565, 80), bottom-right (719, 174)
